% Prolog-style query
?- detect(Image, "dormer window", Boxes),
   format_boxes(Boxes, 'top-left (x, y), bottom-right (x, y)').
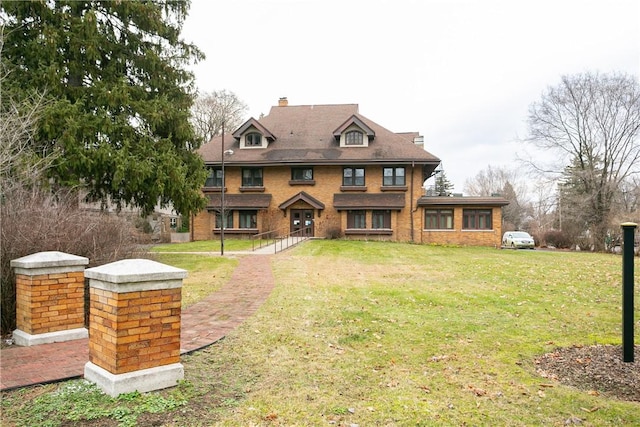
top-left (334, 116), bottom-right (374, 148)
top-left (233, 118), bottom-right (276, 149)
top-left (345, 130), bottom-right (364, 146)
top-left (245, 132), bottom-right (262, 147)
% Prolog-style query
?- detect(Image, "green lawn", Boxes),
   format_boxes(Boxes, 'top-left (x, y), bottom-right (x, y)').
top-left (2, 241), bottom-right (638, 426)
top-left (152, 253), bottom-right (238, 308)
top-left (151, 238), bottom-right (270, 253)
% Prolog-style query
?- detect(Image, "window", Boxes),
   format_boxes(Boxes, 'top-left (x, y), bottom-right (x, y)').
top-left (345, 130), bottom-right (364, 146)
top-left (170, 217), bottom-right (177, 229)
top-left (239, 210), bottom-right (257, 228)
top-left (215, 211), bottom-right (233, 229)
top-left (242, 168), bottom-right (263, 187)
top-left (291, 167), bottom-right (313, 181)
top-left (383, 167), bottom-right (405, 186)
top-left (463, 209), bottom-right (492, 230)
top-left (425, 209), bottom-right (453, 229)
top-left (372, 210), bottom-right (391, 229)
top-left (347, 210), bottom-right (366, 228)
top-left (205, 167), bottom-right (222, 187)
top-left (343, 167), bottom-right (365, 186)
top-left (245, 132), bottom-right (262, 147)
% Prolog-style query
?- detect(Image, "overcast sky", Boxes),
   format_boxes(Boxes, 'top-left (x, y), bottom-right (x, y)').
top-left (181, 0), bottom-right (640, 194)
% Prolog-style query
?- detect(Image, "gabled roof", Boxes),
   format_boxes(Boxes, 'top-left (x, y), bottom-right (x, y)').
top-left (333, 193), bottom-right (406, 210)
top-left (232, 118), bottom-right (276, 141)
top-left (198, 103), bottom-right (440, 173)
top-left (278, 191), bottom-right (325, 210)
top-left (332, 115), bottom-right (375, 140)
top-left (417, 196), bottom-right (510, 207)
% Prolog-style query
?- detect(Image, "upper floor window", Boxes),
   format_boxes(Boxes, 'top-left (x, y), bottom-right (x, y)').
top-left (205, 167), bottom-right (222, 187)
top-left (383, 167), bottom-right (405, 186)
top-left (245, 132), bottom-right (262, 147)
top-left (345, 130), bottom-right (364, 146)
top-left (343, 167), bottom-right (365, 186)
top-left (425, 209), bottom-right (453, 229)
top-left (463, 209), bottom-right (492, 230)
top-left (242, 168), bottom-right (263, 187)
top-left (291, 167), bottom-right (313, 181)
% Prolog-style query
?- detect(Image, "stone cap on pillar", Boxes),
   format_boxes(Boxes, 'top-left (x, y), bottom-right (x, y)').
top-left (10, 251), bottom-right (90, 275)
top-left (85, 258), bottom-right (187, 293)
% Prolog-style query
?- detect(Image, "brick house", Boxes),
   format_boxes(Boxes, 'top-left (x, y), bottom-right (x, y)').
top-left (192, 99), bottom-right (508, 247)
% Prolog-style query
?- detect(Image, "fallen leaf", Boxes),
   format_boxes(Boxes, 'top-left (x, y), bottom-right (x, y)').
top-left (467, 385), bottom-right (487, 396)
top-left (580, 407), bottom-right (599, 413)
top-left (264, 412), bottom-right (278, 421)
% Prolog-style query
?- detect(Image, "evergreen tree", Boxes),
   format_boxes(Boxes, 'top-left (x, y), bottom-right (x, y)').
top-left (434, 169), bottom-right (454, 196)
top-left (1, 0), bottom-right (208, 215)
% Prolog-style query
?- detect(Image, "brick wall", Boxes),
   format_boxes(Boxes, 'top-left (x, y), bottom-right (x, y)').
top-left (419, 206), bottom-right (504, 247)
top-left (193, 164), bottom-right (426, 242)
top-left (15, 271), bottom-right (85, 335)
top-left (11, 252), bottom-right (89, 344)
top-left (88, 287), bottom-right (182, 374)
top-left (84, 258), bottom-right (186, 396)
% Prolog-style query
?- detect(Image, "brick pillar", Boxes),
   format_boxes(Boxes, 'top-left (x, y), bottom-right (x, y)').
top-left (83, 258), bottom-right (186, 397)
top-left (10, 251), bottom-right (89, 346)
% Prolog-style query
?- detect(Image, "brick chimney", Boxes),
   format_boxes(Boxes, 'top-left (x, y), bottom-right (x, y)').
top-left (278, 97), bottom-right (288, 107)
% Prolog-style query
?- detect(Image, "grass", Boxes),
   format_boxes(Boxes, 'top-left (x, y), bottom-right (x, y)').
top-left (152, 253), bottom-right (237, 308)
top-left (151, 238), bottom-right (269, 253)
top-left (2, 241), bottom-right (638, 426)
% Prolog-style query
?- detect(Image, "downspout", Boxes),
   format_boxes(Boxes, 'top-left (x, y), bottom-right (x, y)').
top-left (190, 212), bottom-right (194, 242)
top-left (410, 161), bottom-right (415, 242)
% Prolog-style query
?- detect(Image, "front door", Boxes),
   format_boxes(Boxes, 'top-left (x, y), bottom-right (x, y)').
top-left (290, 209), bottom-right (314, 237)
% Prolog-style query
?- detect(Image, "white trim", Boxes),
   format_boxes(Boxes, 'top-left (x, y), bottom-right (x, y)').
top-left (339, 125), bottom-right (369, 148)
top-left (84, 362), bottom-right (184, 397)
top-left (13, 328), bottom-right (88, 346)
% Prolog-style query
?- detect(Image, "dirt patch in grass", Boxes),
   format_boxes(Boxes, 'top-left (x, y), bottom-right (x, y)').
top-left (535, 344), bottom-right (639, 402)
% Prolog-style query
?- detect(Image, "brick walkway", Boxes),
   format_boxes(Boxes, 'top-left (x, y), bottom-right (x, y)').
top-left (0, 254), bottom-right (275, 391)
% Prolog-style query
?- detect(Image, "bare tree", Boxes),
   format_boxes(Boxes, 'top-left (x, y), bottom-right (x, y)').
top-left (526, 72), bottom-right (640, 251)
top-left (527, 179), bottom-right (560, 239)
top-left (463, 165), bottom-right (520, 197)
top-left (0, 25), bottom-right (55, 189)
top-left (191, 90), bottom-right (248, 142)
top-left (464, 165), bottom-right (529, 230)
top-left (0, 91), bottom-right (56, 190)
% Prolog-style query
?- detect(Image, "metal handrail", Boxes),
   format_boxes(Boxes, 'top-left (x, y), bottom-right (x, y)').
top-left (251, 229), bottom-right (282, 251)
top-left (251, 227), bottom-right (312, 253)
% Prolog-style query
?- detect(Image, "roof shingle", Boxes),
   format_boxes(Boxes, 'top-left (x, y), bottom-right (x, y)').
top-left (198, 104), bottom-right (440, 170)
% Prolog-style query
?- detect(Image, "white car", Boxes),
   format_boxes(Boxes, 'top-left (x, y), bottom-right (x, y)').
top-left (502, 231), bottom-right (535, 249)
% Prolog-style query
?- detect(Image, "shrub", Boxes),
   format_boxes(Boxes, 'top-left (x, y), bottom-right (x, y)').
top-left (1, 186), bottom-right (144, 335)
top-left (543, 229), bottom-right (572, 249)
top-left (325, 227), bottom-right (343, 240)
